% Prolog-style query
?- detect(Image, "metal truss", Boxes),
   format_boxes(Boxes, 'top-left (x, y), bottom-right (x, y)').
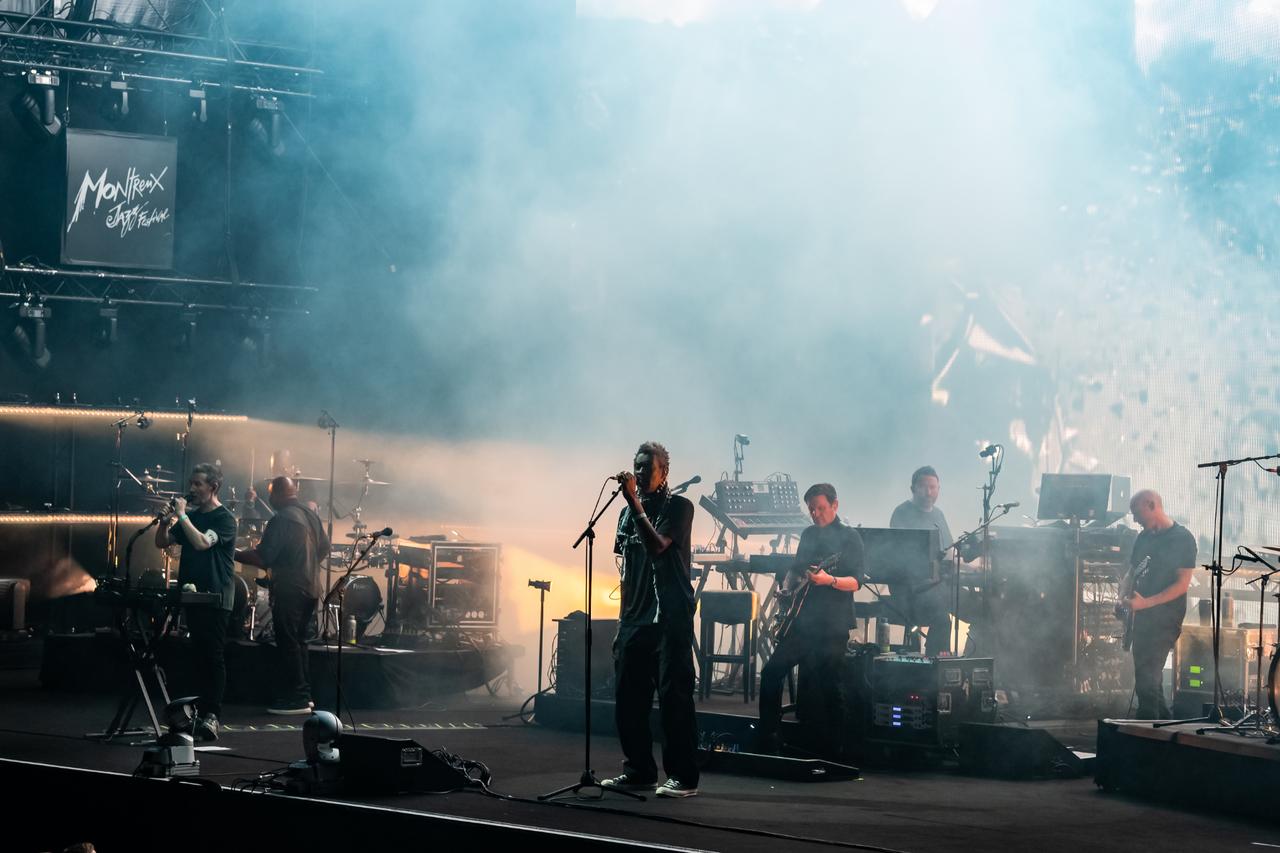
top-left (0, 264), bottom-right (314, 314)
top-left (0, 9), bottom-right (321, 99)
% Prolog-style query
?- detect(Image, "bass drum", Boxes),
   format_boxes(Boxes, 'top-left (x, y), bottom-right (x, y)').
top-left (345, 574), bottom-right (383, 641)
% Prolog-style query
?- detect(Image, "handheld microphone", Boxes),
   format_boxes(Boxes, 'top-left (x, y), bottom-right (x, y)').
top-left (979, 444), bottom-right (999, 458)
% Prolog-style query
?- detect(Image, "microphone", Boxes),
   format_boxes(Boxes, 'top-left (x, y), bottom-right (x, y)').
top-left (1263, 467), bottom-right (1280, 475)
top-left (734, 434), bottom-right (750, 446)
top-left (671, 474), bottom-right (701, 495)
top-left (998, 501), bottom-right (1020, 511)
top-left (370, 527), bottom-right (393, 538)
top-left (1236, 550), bottom-right (1265, 564)
top-left (979, 445), bottom-right (999, 458)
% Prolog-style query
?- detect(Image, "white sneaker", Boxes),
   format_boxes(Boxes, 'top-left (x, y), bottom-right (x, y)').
top-left (654, 778), bottom-right (698, 798)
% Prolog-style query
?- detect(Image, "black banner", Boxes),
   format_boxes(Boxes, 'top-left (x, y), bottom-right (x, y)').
top-left (62, 128), bottom-right (177, 270)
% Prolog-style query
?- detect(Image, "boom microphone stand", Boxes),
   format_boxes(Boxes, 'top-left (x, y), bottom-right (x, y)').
top-left (321, 525), bottom-right (391, 726)
top-left (1155, 452), bottom-right (1280, 729)
top-left (540, 481), bottom-right (644, 802)
top-left (317, 410), bottom-right (340, 639)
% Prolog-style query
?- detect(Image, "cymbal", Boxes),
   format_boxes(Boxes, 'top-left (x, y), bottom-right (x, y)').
top-left (1259, 546), bottom-right (1280, 553)
top-left (140, 474), bottom-right (173, 485)
top-left (258, 476), bottom-right (327, 484)
top-left (337, 480), bottom-right (391, 486)
top-left (353, 458), bottom-right (377, 466)
top-left (139, 492), bottom-right (180, 503)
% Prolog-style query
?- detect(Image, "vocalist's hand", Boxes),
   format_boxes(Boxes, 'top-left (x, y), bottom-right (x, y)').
top-left (173, 497), bottom-right (187, 517)
top-left (617, 471), bottom-right (638, 503)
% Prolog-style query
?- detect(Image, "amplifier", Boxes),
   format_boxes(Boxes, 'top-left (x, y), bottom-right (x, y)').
top-left (553, 615), bottom-right (618, 699)
top-left (1175, 625), bottom-right (1247, 701)
top-left (868, 654), bottom-right (997, 748)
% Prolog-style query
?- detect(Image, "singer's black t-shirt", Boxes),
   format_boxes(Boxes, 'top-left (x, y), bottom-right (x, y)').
top-left (613, 492), bottom-right (695, 626)
top-left (174, 505), bottom-right (238, 611)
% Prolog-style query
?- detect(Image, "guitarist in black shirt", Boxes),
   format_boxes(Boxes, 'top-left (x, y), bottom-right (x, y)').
top-left (756, 483), bottom-right (864, 754)
top-left (1122, 489), bottom-right (1196, 720)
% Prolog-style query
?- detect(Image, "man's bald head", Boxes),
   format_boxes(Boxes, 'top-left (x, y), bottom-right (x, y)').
top-left (1130, 489), bottom-right (1170, 531)
top-left (268, 476), bottom-right (299, 510)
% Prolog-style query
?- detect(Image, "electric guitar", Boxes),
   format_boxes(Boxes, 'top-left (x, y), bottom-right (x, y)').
top-left (1115, 555), bottom-right (1151, 652)
top-left (773, 553), bottom-right (841, 641)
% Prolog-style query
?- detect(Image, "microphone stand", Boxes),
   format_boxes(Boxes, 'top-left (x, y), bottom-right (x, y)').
top-left (540, 482), bottom-right (644, 802)
top-left (946, 505), bottom-right (1014, 657)
top-left (1212, 554), bottom-right (1280, 735)
top-left (321, 528), bottom-right (386, 727)
top-left (1154, 452), bottom-right (1280, 729)
top-left (318, 410), bottom-right (340, 639)
top-left (977, 446), bottom-right (1003, 657)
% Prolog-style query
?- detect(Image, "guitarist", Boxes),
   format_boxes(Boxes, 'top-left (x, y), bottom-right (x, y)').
top-left (1123, 489), bottom-right (1196, 720)
top-left (235, 476), bottom-right (330, 716)
top-left (756, 483), bottom-right (865, 755)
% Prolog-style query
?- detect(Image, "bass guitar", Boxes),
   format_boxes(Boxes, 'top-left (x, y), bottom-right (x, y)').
top-left (773, 553), bottom-right (841, 641)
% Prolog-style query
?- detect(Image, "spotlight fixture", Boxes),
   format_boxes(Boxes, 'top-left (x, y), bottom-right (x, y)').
top-left (13, 298), bottom-right (52, 369)
top-left (189, 86), bottom-right (207, 123)
top-left (248, 96), bottom-right (285, 158)
top-left (10, 69), bottom-right (62, 141)
top-left (97, 300), bottom-right (119, 347)
top-left (136, 696), bottom-right (200, 777)
top-left (100, 77), bottom-right (131, 122)
top-left (178, 308), bottom-right (197, 352)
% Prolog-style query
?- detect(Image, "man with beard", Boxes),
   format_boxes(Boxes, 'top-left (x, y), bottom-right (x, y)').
top-left (156, 462), bottom-right (237, 740)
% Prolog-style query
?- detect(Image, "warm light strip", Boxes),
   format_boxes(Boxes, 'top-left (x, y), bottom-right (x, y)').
top-left (0, 406), bottom-right (248, 423)
top-left (0, 514), bottom-right (155, 525)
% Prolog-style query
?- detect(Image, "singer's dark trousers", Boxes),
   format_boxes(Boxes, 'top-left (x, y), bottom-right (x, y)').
top-left (186, 607), bottom-right (230, 717)
top-left (613, 619), bottom-right (700, 786)
top-left (1132, 618), bottom-right (1181, 720)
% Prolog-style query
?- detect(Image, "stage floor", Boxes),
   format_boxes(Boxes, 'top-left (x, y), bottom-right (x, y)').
top-left (0, 669), bottom-right (1276, 853)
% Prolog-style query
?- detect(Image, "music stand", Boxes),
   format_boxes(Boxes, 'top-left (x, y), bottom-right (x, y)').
top-left (859, 527), bottom-right (940, 651)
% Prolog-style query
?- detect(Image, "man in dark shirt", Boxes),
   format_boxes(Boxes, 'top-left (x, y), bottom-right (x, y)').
top-left (236, 476), bottom-right (330, 715)
top-left (889, 465), bottom-right (957, 655)
top-left (155, 461), bottom-right (237, 740)
top-left (756, 483), bottom-right (864, 755)
top-left (1123, 489), bottom-right (1195, 720)
top-left (601, 441), bottom-right (700, 798)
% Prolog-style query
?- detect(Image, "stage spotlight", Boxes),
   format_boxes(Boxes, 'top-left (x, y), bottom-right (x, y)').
top-left (248, 96), bottom-right (285, 158)
top-left (136, 696), bottom-right (200, 777)
top-left (12, 298), bottom-right (52, 369)
top-left (177, 308), bottom-right (197, 352)
top-left (242, 312), bottom-right (272, 365)
top-left (96, 300), bottom-right (119, 347)
top-left (10, 70), bottom-right (62, 141)
top-left (189, 87), bottom-right (207, 123)
top-left (100, 77), bottom-right (131, 122)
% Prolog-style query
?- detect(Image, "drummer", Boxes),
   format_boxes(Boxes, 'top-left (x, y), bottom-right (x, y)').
top-left (234, 476), bottom-right (329, 715)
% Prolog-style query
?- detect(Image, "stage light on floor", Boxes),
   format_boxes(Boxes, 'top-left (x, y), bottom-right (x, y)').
top-left (135, 697), bottom-right (200, 778)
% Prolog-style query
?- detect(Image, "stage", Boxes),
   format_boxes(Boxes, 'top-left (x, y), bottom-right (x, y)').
top-left (0, 667), bottom-right (1276, 853)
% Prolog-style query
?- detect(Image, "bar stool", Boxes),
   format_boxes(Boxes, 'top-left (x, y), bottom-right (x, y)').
top-left (697, 590), bottom-right (758, 702)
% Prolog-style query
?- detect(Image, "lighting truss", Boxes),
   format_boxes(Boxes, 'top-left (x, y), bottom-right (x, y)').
top-left (1, 264), bottom-right (314, 314)
top-left (0, 9), bottom-right (322, 99)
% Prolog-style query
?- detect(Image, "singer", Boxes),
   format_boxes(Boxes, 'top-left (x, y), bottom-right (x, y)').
top-left (155, 462), bottom-right (237, 740)
top-left (235, 476), bottom-right (330, 716)
top-left (601, 441), bottom-right (700, 799)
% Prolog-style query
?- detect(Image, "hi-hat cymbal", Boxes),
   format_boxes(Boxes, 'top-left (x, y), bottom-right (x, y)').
top-left (337, 479), bottom-right (391, 486)
top-left (140, 492), bottom-right (180, 503)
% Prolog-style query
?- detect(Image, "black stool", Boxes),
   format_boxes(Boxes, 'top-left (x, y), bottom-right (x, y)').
top-left (697, 591), bottom-right (757, 702)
